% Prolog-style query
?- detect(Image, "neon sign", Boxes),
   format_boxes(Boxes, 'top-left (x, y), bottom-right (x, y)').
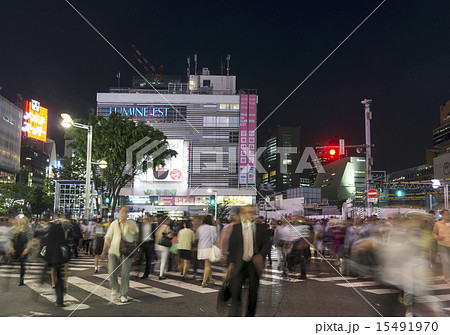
top-left (22, 99), bottom-right (48, 142)
top-left (109, 106), bottom-right (169, 117)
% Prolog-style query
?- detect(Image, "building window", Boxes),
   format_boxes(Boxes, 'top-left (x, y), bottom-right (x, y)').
top-left (229, 131), bottom-right (239, 143)
top-left (203, 116), bottom-right (216, 127)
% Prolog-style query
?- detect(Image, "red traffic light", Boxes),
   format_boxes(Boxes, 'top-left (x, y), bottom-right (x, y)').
top-left (329, 149), bottom-right (336, 156)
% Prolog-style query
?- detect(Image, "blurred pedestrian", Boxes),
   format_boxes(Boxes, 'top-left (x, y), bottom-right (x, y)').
top-left (92, 218), bottom-right (107, 273)
top-left (44, 219), bottom-right (71, 307)
top-left (217, 214), bottom-right (240, 263)
top-left (139, 213), bottom-right (157, 279)
top-left (10, 215), bottom-right (33, 286)
top-left (154, 217), bottom-right (172, 280)
top-left (196, 215), bottom-right (217, 287)
top-left (177, 219), bottom-right (195, 280)
top-left (101, 206), bottom-right (138, 303)
top-left (225, 205), bottom-right (271, 317)
top-left (433, 209), bottom-right (450, 283)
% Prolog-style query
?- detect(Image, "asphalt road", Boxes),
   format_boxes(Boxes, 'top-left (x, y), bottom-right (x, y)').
top-left (1, 251), bottom-right (449, 317)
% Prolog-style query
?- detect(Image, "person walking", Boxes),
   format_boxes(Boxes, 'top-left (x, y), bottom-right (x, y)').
top-left (433, 209), bottom-right (450, 283)
top-left (177, 219), bottom-right (195, 280)
top-left (101, 206), bottom-right (138, 303)
top-left (196, 215), bottom-right (217, 288)
top-left (154, 217), bottom-right (172, 280)
top-left (225, 205), bottom-right (271, 317)
top-left (139, 214), bottom-right (157, 279)
top-left (44, 219), bottom-right (70, 307)
top-left (10, 215), bottom-right (33, 286)
top-left (92, 218), bottom-right (107, 273)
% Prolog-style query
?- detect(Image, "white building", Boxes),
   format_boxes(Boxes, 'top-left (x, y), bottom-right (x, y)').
top-left (97, 73), bottom-right (257, 216)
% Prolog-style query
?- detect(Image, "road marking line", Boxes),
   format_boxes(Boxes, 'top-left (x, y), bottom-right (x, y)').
top-left (430, 283), bottom-right (450, 291)
top-left (310, 276), bottom-right (357, 282)
top-left (146, 274), bottom-right (217, 293)
top-left (67, 276), bottom-right (137, 305)
top-left (362, 288), bottom-right (399, 295)
top-left (435, 294), bottom-right (450, 302)
top-left (0, 273), bottom-right (40, 279)
top-left (26, 279), bottom-right (90, 310)
top-left (95, 274), bottom-right (182, 299)
top-left (337, 281), bottom-right (381, 288)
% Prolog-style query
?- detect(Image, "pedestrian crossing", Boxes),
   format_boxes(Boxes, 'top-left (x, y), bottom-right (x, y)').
top-left (2, 253), bottom-right (450, 316)
top-left (0, 254), bottom-right (96, 279)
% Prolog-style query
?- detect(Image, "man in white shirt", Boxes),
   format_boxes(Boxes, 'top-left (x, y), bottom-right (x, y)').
top-left (101, 206), bottom-right (138, 303)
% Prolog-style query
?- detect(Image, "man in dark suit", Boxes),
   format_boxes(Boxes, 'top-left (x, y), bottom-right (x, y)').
top-left (226, 205), bottom-right (271, 317)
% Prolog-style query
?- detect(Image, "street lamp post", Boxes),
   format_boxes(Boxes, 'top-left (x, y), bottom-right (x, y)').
top-left (61, 113), bottom-right (93, 219)
top-left (361, 99), bottom-right (373, 218)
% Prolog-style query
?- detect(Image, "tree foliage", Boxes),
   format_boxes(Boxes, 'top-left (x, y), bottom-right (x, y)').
top-left (208, 201), bottom-right (232, 222)
top-left (61, 112), bottom-right (177, 214)
top-left (0, 183), bottom-right (53, 217)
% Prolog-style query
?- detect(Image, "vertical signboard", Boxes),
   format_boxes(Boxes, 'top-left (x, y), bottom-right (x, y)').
top-left (22, 99), bottom-right (48, 142)
top-left (247, 95), bottom-right (257, 184)
top-left (239, 95), bottom-right (249, 184)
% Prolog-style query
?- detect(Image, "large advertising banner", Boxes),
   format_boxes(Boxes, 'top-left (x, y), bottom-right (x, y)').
top-left (247, 94), bottom-right (257, 184)
top-left (239, 95), bottom-right (249, 185)
top-left (22, 99), bottom-right (48, 142)
top-left (142, 139), bottom-right (185, 182)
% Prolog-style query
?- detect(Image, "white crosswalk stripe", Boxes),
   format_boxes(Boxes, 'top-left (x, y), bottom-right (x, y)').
top-left (26, 279), bottom-right (90, 311)
top-left (67, 276), bottom-right (139, 305)
top-left (95, 274), bottom-right (182, 299)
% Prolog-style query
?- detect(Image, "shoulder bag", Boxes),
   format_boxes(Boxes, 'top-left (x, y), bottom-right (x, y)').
top-left (209, 226), bottom-right (221, 263)
top-left (158, 230), bottom-right (172, 248)
top-left (119, 222), bottom-right (136, 256)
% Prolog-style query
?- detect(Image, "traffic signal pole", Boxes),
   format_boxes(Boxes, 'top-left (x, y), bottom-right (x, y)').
top-left (362, 99), bottom-right (373, 218)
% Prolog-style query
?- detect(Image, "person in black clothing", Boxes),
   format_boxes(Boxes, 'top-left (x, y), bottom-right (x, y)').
top-left (10, 215), bottom-right (33, 286)
top-left (69, 219), bottom-right (82, 258)
top-left (139, 214), bottom-right (157, 279)
top-left (43, 219), bottom-right (71, 307)
top-left (225, 205), bottom-right (271, 317)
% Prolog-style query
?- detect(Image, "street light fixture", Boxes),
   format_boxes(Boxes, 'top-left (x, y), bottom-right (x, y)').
top-left (61, 113), bottom-right (93, 219)
top-left (207, 188), bottom-right (218, 221)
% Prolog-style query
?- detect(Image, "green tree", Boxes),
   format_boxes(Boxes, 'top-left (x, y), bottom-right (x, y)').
top-left (64, 112), bottom-right (176, 214)
top-left (0, 183), bottom-right (34, 216)
top-left (208, 201), bottom-right (232, 222)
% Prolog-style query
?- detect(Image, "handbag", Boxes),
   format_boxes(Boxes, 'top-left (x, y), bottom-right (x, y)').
top-left (119, 236), bottom-right (135, 256)
top-left (170, 242), bottom-right (179, 254)
top-left (209, 227), bottom-right (221, 263)
top-left (158, 232), bottom-right (172, 248)
top-left (60, 245), bottom-right (71, 263)
top-left (216, 279), bottom-right (232, 316)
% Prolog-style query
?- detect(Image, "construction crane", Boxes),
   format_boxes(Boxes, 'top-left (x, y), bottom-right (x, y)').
top-left (131, 44), bottom-right (163, 75)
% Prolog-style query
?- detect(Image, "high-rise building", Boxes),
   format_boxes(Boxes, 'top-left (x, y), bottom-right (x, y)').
top-left (427, 100), bottom-right (450, 164)
top-left (16, 97), bottom-right (54, 187)
top-left (313, 156), bottom-right (366, 204)
top-left (259, 126), bottom-right (308, 192)
top-left (0, 95), bottom-right (22, 183)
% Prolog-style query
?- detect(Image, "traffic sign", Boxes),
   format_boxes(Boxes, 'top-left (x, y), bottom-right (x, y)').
top-left (367, 189), bottom-right (377, 198)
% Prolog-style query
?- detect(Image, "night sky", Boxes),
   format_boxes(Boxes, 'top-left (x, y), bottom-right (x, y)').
top-left (1, 0), bottom-right (449, 174)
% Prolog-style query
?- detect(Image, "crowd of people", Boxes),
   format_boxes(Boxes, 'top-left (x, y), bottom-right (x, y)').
top-left (0, 206), bottom-right (449, 316)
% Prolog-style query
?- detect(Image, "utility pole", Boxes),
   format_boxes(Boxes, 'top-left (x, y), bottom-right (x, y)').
top-left (362, 99), bottom-right (373, 218)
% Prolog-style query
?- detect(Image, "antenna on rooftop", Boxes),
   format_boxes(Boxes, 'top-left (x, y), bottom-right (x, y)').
top-left (194, 53), bottom-right (198, 75)
top-left (226, 54), bottom-right (231, 76)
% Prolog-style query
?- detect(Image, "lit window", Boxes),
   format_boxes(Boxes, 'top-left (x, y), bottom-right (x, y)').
top-left (217, 117), bottom-right (229, 127)
top-left (203, 116), bottom-right (216, 127)
top-left (231, 104), bottom-right (240, 110)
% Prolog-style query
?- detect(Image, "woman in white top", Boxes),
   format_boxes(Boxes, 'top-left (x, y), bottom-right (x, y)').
top-left (154, 218), bottom-right (173, 280)
top-left (196, 215), bottom-right (217, 287)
